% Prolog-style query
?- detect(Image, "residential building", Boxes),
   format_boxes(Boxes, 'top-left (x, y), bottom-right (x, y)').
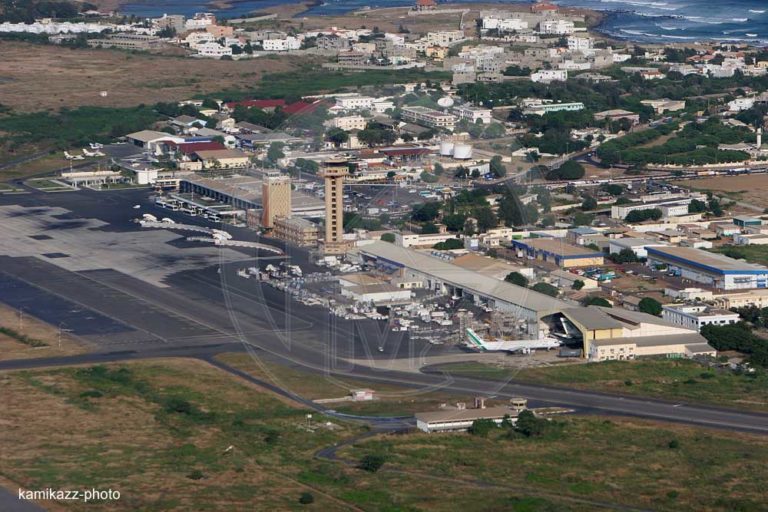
top-left (453, 105), bottom-right (493, 124)
top-left (640, 98), bottom-right (686, 114)
top-left (335, 95), bottom-right (376, 111)
top-left (523, 101), bottom-right (583, 115)
top-left (662, 304), bottom-right (740, 332)
top-left (195, 42), bottom-right (232, 58)
top-left (87, 33), bottom-right (162, 51)
top-left (401, 106), bottom-right (458, 130)
top-left (325, 115), bottom-right (368, 131)
top-left (539, 19), bottom-right (575, 35)
top-left (263, 36), bottom-right (301, 52)
top-left (530, 69), bottom-right (568, 83)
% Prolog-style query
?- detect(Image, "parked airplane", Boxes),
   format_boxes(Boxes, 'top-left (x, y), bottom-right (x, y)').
top-left (465, 328), bottom-right (562, 353)
top-left (82, 148), bottom-right (105, 157)
top-left (63, 151), bottom-right (84, 161)
top-left (89, 142), bottom-right (104, 150)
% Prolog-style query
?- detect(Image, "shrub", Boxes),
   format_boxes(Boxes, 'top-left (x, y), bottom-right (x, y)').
top-left (668, 439), bottom-right (680, 449)
top-left (299, 492), bottom-right (315, 505)
top-left (187, 470), bottom-right (205, 480)
top-left (468, 418), bottom-right (498, 437)
top-left (359, 454), bottom-right (386, 473)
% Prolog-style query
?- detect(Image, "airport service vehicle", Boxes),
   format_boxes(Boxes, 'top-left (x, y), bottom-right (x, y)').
top-left (465, 328), bottom-right (561, 353)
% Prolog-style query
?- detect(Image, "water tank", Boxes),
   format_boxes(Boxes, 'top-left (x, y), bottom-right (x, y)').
top-left (439, 141), bottom-right (455, 156)
top-left (453, 144), bottom-right (473, 160)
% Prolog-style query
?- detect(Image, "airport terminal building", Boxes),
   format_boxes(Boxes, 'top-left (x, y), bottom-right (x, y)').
top-left (646, 246), bottom-right (768, 291)
top-left (353, 242), bottom-right (572, 337)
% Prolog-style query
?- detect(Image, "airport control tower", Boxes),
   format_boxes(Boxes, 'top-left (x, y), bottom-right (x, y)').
top-left (319, 159), bottom-right (349, 255)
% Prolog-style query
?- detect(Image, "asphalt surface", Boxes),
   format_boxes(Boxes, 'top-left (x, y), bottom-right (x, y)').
top-left (0, 188), bottom-right (767, 437)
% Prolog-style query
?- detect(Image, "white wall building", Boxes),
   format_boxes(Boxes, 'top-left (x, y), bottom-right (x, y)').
top-left (263, 36), bottom-right (301, 52)
top-left (196, 42), bottom-right (232, 58)
top-left (453, 105), bottom-right (493, 124)
top-left (662, 304), bottom-right (740, 332)
top-left (539, 20), bottom-right (575, 35)
top-left (335, 95), bottom-right (376, 111)
top-left (530, 69), bottom-right (568, 83)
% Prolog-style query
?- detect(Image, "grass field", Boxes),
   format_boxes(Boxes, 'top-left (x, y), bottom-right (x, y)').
top-left (216, 353), bottom-right (472, 416)
top-left (433, 359), bottom-right (768, 412)
top-left (2, 357), bottom-right (767, 511)
top-left (710, 244), bottom-right (768, 267)
top-left (0, 303), bottom-right (85, 360)
top-left (342, 416), bottom-right (768, 512)
top-left (0, 42), bottom-right (296, 112)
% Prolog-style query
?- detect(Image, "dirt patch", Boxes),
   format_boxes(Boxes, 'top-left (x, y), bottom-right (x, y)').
top-left (673, 174), bottom-right (768, 209)
top-left (0, 42), bottom-right (297, 112)
top-left (0, 303), bottom-right (87, 360)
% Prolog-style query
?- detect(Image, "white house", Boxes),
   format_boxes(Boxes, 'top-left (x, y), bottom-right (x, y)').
top-left (530, 69), bottom-right (568, 83)
top-left (263, 36), bottom-right (301, 52)
top-left (539, 20), bottom-right (575, 35)
top-left (661, 304), bottom-right (740, 332)
top-left (196, 42), bottom-right (232, 58)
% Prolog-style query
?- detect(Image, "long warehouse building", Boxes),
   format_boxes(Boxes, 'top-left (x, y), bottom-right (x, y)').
top-left (353, 242), bottom-right (573, 337)
top-left (646, 246), bottom-right (768, 291)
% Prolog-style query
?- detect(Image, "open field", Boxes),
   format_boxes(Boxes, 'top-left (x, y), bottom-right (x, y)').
top-left (711, 244), bottom-right (768, 267)
top-left (433, 359), bottom-right (768, 413)
top-left (0, 359), bottom-right (360, 511)
top-left (5, 357), bottom-right (763, 512)
top-left (0, 42), bottom-right (297, 112)
top-left (216, 352), bottom-right (473, 416)
top-left (342, 415), bottom-right (768, 512)
top-left (0, 303), bottom-right (86, 361)
top-left (673, 174), bottom-right (768, 209)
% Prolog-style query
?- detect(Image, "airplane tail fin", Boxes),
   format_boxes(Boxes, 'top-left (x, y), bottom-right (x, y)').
top-left (465, 328), bottom-right (487, 351)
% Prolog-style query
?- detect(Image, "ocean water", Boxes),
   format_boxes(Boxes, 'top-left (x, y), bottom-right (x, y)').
top-left (120, 0), bottom-right (768, 44)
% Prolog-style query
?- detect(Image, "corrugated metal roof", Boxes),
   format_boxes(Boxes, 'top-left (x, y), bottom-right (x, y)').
top-left (355, 242), bottom-right (572, 315)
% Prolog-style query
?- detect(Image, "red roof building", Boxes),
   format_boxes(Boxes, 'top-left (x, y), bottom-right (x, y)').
top-left (531, 2), bottom-right (559, 12)
top-left (174, 141), bottom-right (227, 154)
top-left (415, 0), bottom-right (437, 11)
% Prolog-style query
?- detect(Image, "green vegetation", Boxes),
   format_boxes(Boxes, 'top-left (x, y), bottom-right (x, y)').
top-left (0, 326), bottom-right (47, 348)
top-left (1, 0), bottom-right (82, 23)
top-left (433, 238), bottom-right (463, 250)
top-left (344, 414), bottom-right (768, 512)
top-left (505, 271), bottom-right (529, 287)
top-left (380, 233), bottom-right (395, 243)
top-left (0, 105), bottom-right (161, 151)
top-left (712, 244), bottom-right (768, 267)
top-left (436, 358), bottom-right (768, 412)
top-left (626, 208), bottom-right (662, 223)
top-left (598, 119), bottom-right (750, 167)
top-left (608, 247), bottom-right (641, 264)
top-left (213, 69), bottom-right (451, 102)
top-left (531, 282), bottom-right (559, 297)
top-left (546, 161), bottom-right (585, 181)
top-left (638, 297), bottom-right (663, 317)
top-left (582, 296), bottom-right (612, 307)
top-left (701, 323), bottom-right (768, 367)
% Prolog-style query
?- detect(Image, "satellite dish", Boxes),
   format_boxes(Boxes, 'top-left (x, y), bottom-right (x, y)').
top-left (437, 96), bottom-right (455, 108)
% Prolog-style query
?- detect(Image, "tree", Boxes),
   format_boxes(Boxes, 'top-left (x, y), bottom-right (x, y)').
top-left (531, 282), bottom-right (559, 297)
top-left (688, 199), bottom-right (707, 214)
top-left (266, 142), bottom-right (285, 163)
top-left (625, 208), bottom-right (662, 223)
top-left (421, 222), bottom-right (439, 234)
top-left (359, 454), bottom-right (385, 472)
top-left (434, 238), bottom-right (464, 250)
top-left (505, 272), bottom-right (529, 288)
top-left (572, 279), bottom-right (585, 290)
top-left (411, 202), bottom-right (441, 222)
top-left (514, 410), bottom-right (548, 437)
top-left (609, 248), bottom-right (639, 264)
top-left (489, 155), bottom-right (507, 177)
top-left (546, 161), bottom-right (585, 181)
top-left (299, 492), bottom-right (315, 505)
top-left (474, 206), bottom-right (497, 232)
top-left (572, 211), bottom-right (594, 226)
top-left (326, 127), bottom-right (349, 147)
top-left (638, 297), bottom-right (663, 317)
top-left (583, 296), bottom-right (612, 307)
top-left (380, 233), bottom-right (396, 243)
top-left (581, 195), bottom-right (598, 211)
top-left (468, 418), bottom-right (498, 437)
